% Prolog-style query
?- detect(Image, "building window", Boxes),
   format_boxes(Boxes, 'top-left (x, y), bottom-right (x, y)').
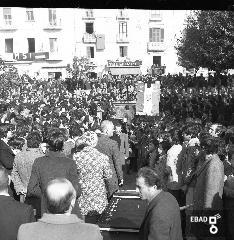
top-left (85, 9), bottom-right (93, 18)
top-left (149, 28), bottom-right (164, 42)
top-left (49, 8), bottom-right (57, 25)
top-left (86, 22), bottom-right (94, 34)
top-left (3, 8), bottom-right (12, 25)
top-left (120, 46), bottom-right (127, 57)
top-left (49, 38), bottom-right (58, 53)
top-left (151, 10), bottom-right (161, 18)
top-left (87, 46), bottom-right (94, 58)
top-left (27, 38), bottom-right (35, 53)
top-left (119, 22), bottom-right (127, 37)
top-left (26, 8), bottom-right (34, 21)
top-left (5, 38), bottom-right (13, 53)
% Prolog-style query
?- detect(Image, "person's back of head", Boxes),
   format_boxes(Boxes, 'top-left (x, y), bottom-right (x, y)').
top-left (0, 166), bottom-right (9, 193)
top-left (45, 178), bottom-right (76, 214)
top-left (26, 131), bottom-right (42, 148)
top-left (47, 128), bottom-right (65, 152)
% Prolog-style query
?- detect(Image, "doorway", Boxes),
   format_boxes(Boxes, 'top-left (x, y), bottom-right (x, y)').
top-left (153, 56), bottom-right (161, 67)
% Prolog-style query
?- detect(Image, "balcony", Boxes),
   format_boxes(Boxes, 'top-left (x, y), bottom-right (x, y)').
top-left (116, 34), bottom-right (129, 43)
top-left (149, 14), bottom-right (162, 22)
top-left (83, 33), bottom-right (96, 43)
top-left (116, 10), bottom-right (129, 20)
top-left (147, 42), bottom-right (166, 52)
top-left (82, 10), bottom-right (95, 20)
top-left (46, 52), bottom-right (62, 61)
top-left (1, 53), bottom-right (14, 61)
top-left (0, 20), bottom-right (17, 31)
top-left (43, 19), bottom-right (62, 30)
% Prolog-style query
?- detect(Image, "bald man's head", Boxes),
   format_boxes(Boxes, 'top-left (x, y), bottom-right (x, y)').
top-left (45, 178), bottom-right (76, 214)
top-left (101, 120), bottom-right (114, 137)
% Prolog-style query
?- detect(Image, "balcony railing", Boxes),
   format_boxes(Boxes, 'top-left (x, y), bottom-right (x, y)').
top-left (47, 52), bottom-right (62, 61)
top-left (149, 14), bottom-right (162, 21)
top-left (44, 19), bottom-right (62, 30)
top-left (116, 10), bottom-right (129, 20)
top-left (147, 42), bottom-right (166, 52)
top-left (82, 10), bottom-right (95, 20)
top-left (116, 34), bottom-right (129, 43)
top-left (0, 20), bottom-right (17, 30)
top-left (83, 33), bottom-right (96, 43)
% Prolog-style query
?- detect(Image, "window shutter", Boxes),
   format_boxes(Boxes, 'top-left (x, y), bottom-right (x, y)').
top-left (3, 8), bottom-right (11, 15)
top-left (126, 22), bottom-right (128, 37)
top-left (87, 47), bottom-right (91, 58)
top-left (149, 28), bottom-right (152, 42)
top-left (49, 9), bottom-right (52, 23)
top-left (124, 46), bottom-right (127, 57)
top-left (90, 47), bottom-right (94, 58)
top-left (119, 46), bottom-right (122, 57)
top-left (160, 29), bottom-right (164, 42)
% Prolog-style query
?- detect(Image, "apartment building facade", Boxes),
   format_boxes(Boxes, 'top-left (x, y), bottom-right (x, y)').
top-left (0, 8), bottom-right (188, 79)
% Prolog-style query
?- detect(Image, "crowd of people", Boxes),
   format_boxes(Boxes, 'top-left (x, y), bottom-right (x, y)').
top-left (0, 65), bottom-right (234, 240)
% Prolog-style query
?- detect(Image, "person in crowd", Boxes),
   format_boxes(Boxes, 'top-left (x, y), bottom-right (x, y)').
top-left (146, 138), bottom-right (159, 169)
top-left (166, 131), bottom-right (183, 205)
top-left (0, 166), bottom-right (35, 240)
top-left (73, 131), bottom-right (112, 223)
top-left (95, 120), bottom-right (123, 199)
top-left (223, 134), bottom-right (234, 240)
top-left (137, 167), bottom-right (183, 240)
top-left (191, 136), bottom-right (224, 239)
top-left (60, 127), bottom-right (75, 157)
top-left (11, 131), bottom-right (44, 212)
top-left (0, 123), bottom-right (15, 174)
top-left (8, 136), bottom-right (26, 156)
top-left (26, 128), bottom-right (82, 219)
top-left (111, 121), bottom-right (129, 173)
top-left (18, 178), bottom-right (103, 240)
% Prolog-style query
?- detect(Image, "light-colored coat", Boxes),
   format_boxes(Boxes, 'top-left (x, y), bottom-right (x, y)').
top-left (193, 154), bottom-right (224, 210)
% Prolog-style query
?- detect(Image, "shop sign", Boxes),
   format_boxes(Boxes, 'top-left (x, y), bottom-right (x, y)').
top-left (13, 52), bottom-right (49, 61)
top-left (107, 60), bottom-right (142, 67)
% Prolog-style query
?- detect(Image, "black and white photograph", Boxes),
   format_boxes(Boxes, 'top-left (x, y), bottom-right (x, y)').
top-left (0, 6), bottom-right (234, 240)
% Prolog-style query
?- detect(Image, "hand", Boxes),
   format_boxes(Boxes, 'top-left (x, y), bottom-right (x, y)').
top-left (119, 179), bottom-right (124, 186)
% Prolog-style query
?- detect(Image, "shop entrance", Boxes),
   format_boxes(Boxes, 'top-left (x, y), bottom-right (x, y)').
top-left (48, 72), bottom-right (62, 80)
top-left (153, 56), bottom-right (161, 67)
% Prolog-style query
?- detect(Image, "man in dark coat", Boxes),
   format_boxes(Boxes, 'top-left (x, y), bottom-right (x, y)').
top-left (95, 120), bottom-right (123, 199)
top-left (0, 166), bottom-right (35, 240)
top-left (0, 124), bottom-right (15, 174)
top-left (26, 128), bottom-right (82, 218)
top-left (137, 167), bottom-right (183, 240)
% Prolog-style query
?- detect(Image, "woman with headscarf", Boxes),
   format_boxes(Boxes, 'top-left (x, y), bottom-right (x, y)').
top-left (73, 131), bottom-right (112, 224)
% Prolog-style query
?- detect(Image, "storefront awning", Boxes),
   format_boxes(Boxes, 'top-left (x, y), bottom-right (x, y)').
top-left (109, 67), bottom-right (141, 75)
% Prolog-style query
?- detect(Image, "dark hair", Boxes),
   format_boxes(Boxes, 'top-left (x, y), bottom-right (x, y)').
top-left (136, 167), bottom-right (162, 189)
top-left (26, 131), bottom-right (42, 148)
top-left (0, 166), bottom-right (8, 191)
top-left (69, 124), bottom-right (83, 138)
top-left (200, 137), bottom-right (219, 154)
top-left (8, 137), bottom-right (25, 150)
top-left (0, 124), bottom-right (14, 139)
top-left (149, 138), bottom-right (159, 148)
top-left (59, 128), bottom-right (69, 141)
top-left (45, 179), bottom-right (74, 214)
top-left (161, 141), bottom-right (171, 153)
top-left (47, 128), bottom-right (65, 152)
top-left (15, 124), bottom-right (30, 138)
top-left (229, 135), bottom-right (234, 145)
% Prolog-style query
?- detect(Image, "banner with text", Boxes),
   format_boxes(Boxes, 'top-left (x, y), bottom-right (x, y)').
top-left (136, 81), bottom-right (160, 116)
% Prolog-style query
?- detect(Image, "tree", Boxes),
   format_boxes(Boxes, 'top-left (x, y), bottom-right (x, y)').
top-left (176, 11), bottom-right (234, 73)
